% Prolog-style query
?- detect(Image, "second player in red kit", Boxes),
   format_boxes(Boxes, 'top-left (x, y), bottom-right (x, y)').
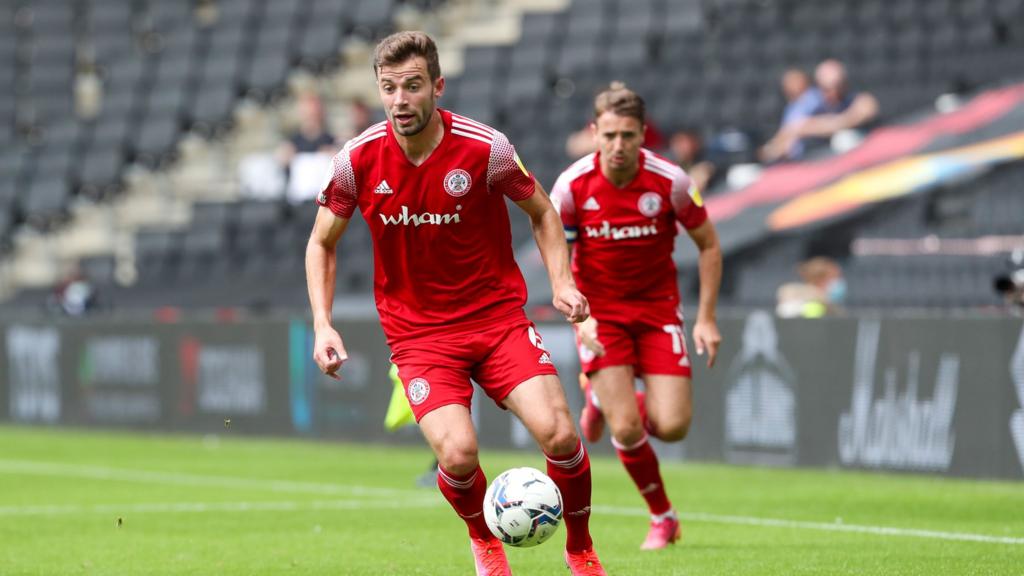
top-left (551, 82), bottom-right (723, 551)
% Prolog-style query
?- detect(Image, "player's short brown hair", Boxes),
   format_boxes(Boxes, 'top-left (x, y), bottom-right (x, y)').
top-left (373, 31), bottom-right (441, 81)
top-left (593, 81), bottom-right (645, 123)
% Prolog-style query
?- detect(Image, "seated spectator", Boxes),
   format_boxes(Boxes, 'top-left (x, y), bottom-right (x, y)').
top-left (668, 129), bottom-right (717, 192)
top-left (780, 68), bottom-right (813, 124)
top-left (760, 60), bottom-right (879, 163)
top-left (278, 93), bottom-right (338, 205)
top-left (776, 256), bottom-right (846, 318)
top-left (994, 249), bottom-right (1024, 314)
top-left (48, 267), bottom-right (99, 317)
top-left (340, 97), bottom-right (374, 141)
top-left (759, 68), bottom-right (813, 162)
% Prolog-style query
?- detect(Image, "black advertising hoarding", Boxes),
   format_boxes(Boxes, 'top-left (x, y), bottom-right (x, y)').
top-left (687, 314), bottom-right (1024, 480)
top-left (1, 315), bottom-right (1022, 480)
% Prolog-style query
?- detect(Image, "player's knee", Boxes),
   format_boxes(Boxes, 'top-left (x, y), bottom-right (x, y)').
top-left (654, 410), bottom-right (691, 442)
top-left (610, 418), bottom-right (646, 447)
top-left (542, 421), bottom-right (579, 456)
top-left (659, 421), bottom-right (690, 442)
top-left (436, 441), bottom-right (479, 476)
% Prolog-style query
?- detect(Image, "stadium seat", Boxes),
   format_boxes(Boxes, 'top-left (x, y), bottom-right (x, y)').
top-left (22, 176), bottom-right (70, 230)
top-left (134, 229), bottom-right (182, 285)
top-left (190, 83), bottom-right (237, 135)
top-left (132, 115), bottom-right (181, 167)
top-left (77, 148), bottom-right (123, 199)
top-left (298, 20), bottom-right (344, 71)
top-left (352, 0), bottom-right (396, 39)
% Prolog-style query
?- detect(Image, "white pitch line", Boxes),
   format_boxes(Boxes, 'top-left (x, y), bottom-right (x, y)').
top-left (3, 460), bottom-right (1020, 546)
top-left (596, 505), bottom-right (1024, 546)
top-left (0, 498), bottom-right (444, 517)
top-left (0, 459), bottom-right (420, 498)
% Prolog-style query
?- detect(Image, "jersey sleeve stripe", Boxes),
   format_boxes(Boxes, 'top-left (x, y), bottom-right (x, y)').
top-left (643, 151), bottom-right (684, 175)
top-left (451, 122), bottom-right (494, 141)
top-left (644, 162), bottom-right (676, 181)
top-left (642, 150), bottom-right (672, 168)
top-left (346, 129), bottom-right (387, 150)
top-left (452, 128), bottom-right (493, 145)
top-left (450, 114), bottom-right (495, 134)
top-left (564, 226), bottom-right (578, 242)
top-left (567, 154), bottom-right (596, 178)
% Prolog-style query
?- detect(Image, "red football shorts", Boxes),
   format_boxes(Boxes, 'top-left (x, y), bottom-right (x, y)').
top-left (390, 315), bottom-right (559, 421)
top-left (576, 299), bottom-right (692, 378)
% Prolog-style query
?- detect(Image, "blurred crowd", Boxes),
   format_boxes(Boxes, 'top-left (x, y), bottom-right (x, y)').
top-left (562, 57), bottom-right (879, 197)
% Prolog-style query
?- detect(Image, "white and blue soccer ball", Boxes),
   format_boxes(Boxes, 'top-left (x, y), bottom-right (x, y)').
top-left (483, 467), bottom-right (563, 548)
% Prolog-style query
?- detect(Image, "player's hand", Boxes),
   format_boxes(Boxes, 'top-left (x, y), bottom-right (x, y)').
top-left (576, 316), bottom-right (605, 357)
top-left (553, 284), bottom-right (590, 324)
top-left (692, 320), bottom-right (721, 368)
top-left (313, 326), bottom-right (348, 380)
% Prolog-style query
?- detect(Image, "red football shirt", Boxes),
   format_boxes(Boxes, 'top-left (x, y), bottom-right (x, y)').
top-left (550, 149), bottom-right (707, 305)
top-left (317, 109), bottom-right (536, 343)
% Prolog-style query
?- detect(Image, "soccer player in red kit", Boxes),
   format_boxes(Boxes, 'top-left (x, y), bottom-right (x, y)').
top-left (306, 32), bottom-right (606, 575)
top-left (550, 83), bottom-right (723, 550)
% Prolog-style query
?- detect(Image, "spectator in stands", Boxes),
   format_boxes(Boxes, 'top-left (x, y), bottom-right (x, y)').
top-left (776, 256), bottom-right (846, 318)
top-left (759, 68), bottom-right (813, 162)
top-left (278, 93), bottom-right (338, 205)
top-left (994, 249), bottom-right (1024, 314)
top-left (343, 97), bottom-right (374, 141)
top-left (74, 53), bottom-right (102, 121)
top-left (760, 60), bottom-right (879, 163)
top-left (48, 267), bottom-right (99, 317)
top-left (668, 128), bottom-right (717, 192)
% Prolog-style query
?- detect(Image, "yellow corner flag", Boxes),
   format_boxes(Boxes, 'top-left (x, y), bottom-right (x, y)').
top-left (384, 363), bottom-right (416, 431)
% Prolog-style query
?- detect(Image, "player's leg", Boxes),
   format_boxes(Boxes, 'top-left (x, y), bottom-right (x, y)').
top-left (502, 375), bottom-right (590, 546)
top-left (393, 346), bottom-right (509, 575)
top-left (473, 319), bottom-right (605, 573)
top-left (419, 405), bottom-right (510, 575)
top-left (643, 374), bottom-right (693, 442)
top-left (417, 404), bottom-right (486, 530)
top-left (502, 375), bottom-right (606, 574)
top-left (578, 372), bottom-right (604, 443)
top-left (574, 316), bottom-right (632, 443)
top-left (589, 363), bottom-right (676, 548)
top-left (589, 364), bottom-right (644, 446)
top-left (625, 321), bottom-right (693, 549)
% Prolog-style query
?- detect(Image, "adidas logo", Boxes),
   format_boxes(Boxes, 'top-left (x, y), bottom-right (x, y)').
top-left (640, 482), bottom-right (660, 494)
top-left (374, 180), bottom-right (394, 194)
top-left (582, 197), bottom-right (600, 211)
top-left (539, 352), bottom-right (553, 365)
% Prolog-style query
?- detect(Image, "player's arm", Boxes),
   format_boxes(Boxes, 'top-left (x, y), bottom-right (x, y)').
top-left (795, 93), bottom-right (880, 137)
top-left (548, 172), bottom-right (604, 355)
top-left (514, 181), bottom-right (589, 323)
top-left (307, 146), bottom-right (361, 378)
top-left (306, 207), bottom-right (350, 379)
top-left (686, 219), bottom-right (722, 367)
top-left (673, 168), bottom-right (722, 368)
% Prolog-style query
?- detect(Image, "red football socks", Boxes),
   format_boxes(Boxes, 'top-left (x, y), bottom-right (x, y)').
top-left (546, 439), bottom-right (594, 553)
top-left (613, 433), bottom-right (672, 516)
top-left (437, 464), bottom-right (492, 541)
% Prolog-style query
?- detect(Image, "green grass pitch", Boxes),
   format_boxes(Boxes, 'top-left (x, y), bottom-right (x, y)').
top-left (1, 425), bottom-right (1021, 575)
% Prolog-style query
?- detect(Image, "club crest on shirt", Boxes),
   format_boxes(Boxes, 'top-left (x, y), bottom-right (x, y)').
top-left (444, 169), bottom-right (472, 197)
top-left (408, 377), bottom-right (430, 405)
top-left (638, 192), bottom-right (662, 217)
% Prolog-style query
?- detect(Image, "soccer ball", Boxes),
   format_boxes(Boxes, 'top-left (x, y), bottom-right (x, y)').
top-left (483, 467), bottom-right (563, 547)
